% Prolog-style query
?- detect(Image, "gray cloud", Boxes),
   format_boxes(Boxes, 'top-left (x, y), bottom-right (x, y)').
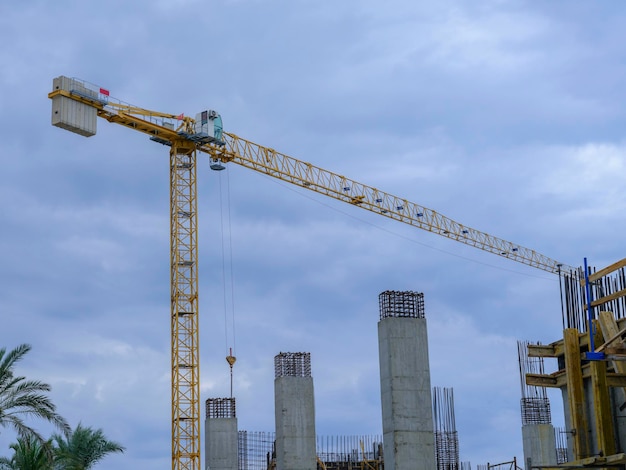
top-left (1, 0), bottom-right (625, 467)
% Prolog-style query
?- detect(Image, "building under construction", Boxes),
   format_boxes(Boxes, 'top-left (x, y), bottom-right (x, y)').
top-left (204, 265), bottom-right (626, 470)
top-left (206, 291), bottom-right (464, 470)
top-left (520, 259), bottom-right (626, 469)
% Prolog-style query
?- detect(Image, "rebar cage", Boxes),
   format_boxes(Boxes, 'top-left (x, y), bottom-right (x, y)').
top-left (206, 397), bottom-right (236, 419)
top-left (379, 290), bottom-right (425, 319)
top-left (274, 352), bottom-right (312, 378)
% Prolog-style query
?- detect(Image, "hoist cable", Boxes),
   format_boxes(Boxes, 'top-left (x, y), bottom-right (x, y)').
top-left (218, 173), bottom-right (229, 354)
top-left (225, 168), bottom-right (237, 355)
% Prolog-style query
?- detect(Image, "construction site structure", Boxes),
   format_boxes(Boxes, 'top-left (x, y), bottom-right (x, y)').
top-left (524, 258), bottom-right (626, 469)
top-left (274, 352), bottom-right (317, 470)
top-left (49, 76), bottom-right (593, 470)
top-left (205, 398), bottom-right (238, 470)
top-left (237, 431), bottom-right (383, 470)
top-left (214, 291), bottom-right (466, 470)
top-left (378, 291), bottom-right (436, 470)
top-left (517, 341), bottom-right (557, 469)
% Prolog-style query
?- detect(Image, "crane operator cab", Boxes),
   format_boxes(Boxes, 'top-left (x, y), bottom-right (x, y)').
top-left (195, 109), bottom-right (223, 143)
top-left (194, 110), bottom-right (226, 171)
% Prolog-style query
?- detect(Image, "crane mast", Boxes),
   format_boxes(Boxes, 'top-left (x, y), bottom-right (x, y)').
top-left (49, 77), bottom-right (208, 470)
top-left (169, 142), bottom-right (201, 469)
top-left (48, 76), bottom-right (575, 470)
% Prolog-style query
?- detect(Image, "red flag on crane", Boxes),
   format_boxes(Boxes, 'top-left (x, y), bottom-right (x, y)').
top-left (177, 113), bottom-right (184, 120)
top-left (99, 87), bottom-right (110, 96)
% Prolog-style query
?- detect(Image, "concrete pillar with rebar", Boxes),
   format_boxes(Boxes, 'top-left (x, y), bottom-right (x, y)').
top-left (205, 398), bottom-right (238, 470)
top-left (274, 352), bottom-right (316, 470)
top-left (378, 290), bottom-right (436, 470)
top-left (517, 341), bottom-right (557, 470)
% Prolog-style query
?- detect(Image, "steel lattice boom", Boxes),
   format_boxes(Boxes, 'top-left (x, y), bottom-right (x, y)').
top-left (204, 132), bottom-right (576, 274)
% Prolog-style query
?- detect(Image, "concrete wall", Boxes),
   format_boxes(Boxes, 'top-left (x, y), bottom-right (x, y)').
top-left (378, 316), bottom-right (436, 470)
top-left (274, 375), bottom-right (316, 470)
top-left (205, 417), bottom-right (238, 470)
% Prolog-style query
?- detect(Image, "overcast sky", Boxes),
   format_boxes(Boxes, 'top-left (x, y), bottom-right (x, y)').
top-left (1, 1), bottom-right (625, 468)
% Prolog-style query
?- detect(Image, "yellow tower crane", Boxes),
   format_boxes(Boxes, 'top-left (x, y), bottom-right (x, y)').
top-left (48, 76), bottom-right (576, 470)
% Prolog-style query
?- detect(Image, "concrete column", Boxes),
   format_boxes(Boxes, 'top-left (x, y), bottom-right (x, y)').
top-left (205, 398), bottom-right (238, 470)
top-left (378, 290), bottom-right (436, 470)
top-left (611, 387), bottom-right (626, 454)
top-left (274, 352), bottom-right (316, 470)
top-left (522, 423), bottom-right (557, 470)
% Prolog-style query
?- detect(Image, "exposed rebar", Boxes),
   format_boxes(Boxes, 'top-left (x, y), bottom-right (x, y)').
top-left (554, 426), bottom-right (569, 464)
top-left (238, 430), bottom-right (274, 470)
top-left (517, 341), bottom-right (551, 425)
top-left (206, 397), bottom-right (236, 419)
top-left (237, 432), bottom-right (383, 470)
top-left (433, 387), bottom-right (460, 470)
top-left (274, 352), bottom-right (312, 378)
top-left (559, 263), bottom-right (626, 332)
top-left (379, 290), bottom-right (425, 319)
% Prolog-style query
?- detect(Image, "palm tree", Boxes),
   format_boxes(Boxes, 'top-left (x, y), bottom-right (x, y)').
top-left (0, 344), bottom-right (70, 441)
top-left (53, 423), bottom-right (125, 469)
top-left (0, 435), bottom-right (54, 470)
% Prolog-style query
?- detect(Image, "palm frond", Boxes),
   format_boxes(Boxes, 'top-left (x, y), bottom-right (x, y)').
top-left (0, 344), bottom-right (70, 439)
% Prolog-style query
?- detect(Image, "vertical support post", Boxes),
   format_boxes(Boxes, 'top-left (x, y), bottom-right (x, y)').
top-left (378, 291), bottom-right (436, 470)
top-left (598, 311), bottom-right (626, 455)
top-left (274, 352), bottom-right (316, 470)
top-left (589, 330), bottom-right (615, 457)
top-left (563, 328), bottom-right (589, 459)
top-left (205, 398), bottom-right (238, 470)
top-left (170, 143), bottom-right (201, 470)
top-left (583, 258), bottom-right (604, 361)
top-left (517, 340), bottom-right (557, 470)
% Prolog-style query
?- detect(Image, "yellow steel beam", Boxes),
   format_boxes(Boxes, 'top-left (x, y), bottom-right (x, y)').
top-left (580, 257), bottom-right (626, 285)
top-left (170, 143), bottom-right (201, 470)
top-left (591, 288), bottom-right (626, 308)
top-left (201, 132), bottom-right (576, 275)
top-left (526, 372), bottom-right (562, 388)
top-left (564, 328), bottom-right (590, 460)
top-left (527, 368), bottom-right (626, 388)
top-left (589, 320), bottom-right (615, 457)
top-left (527, 343), bottom-right (561, 358)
